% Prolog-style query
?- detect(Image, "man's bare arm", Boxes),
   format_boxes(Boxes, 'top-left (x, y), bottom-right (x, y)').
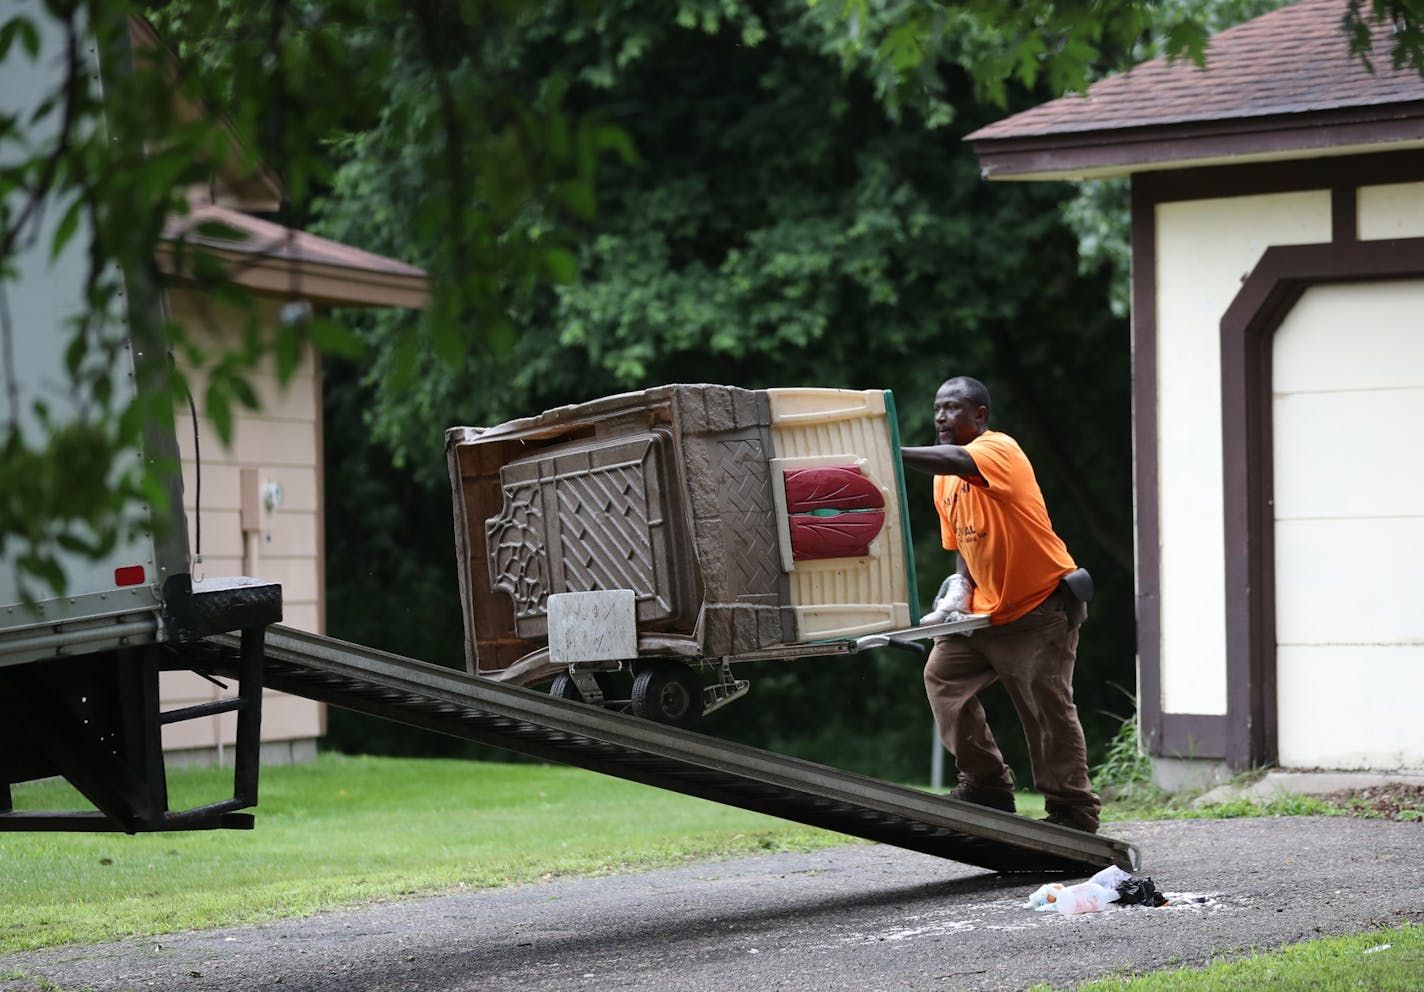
top-left (901, 444), bottom-right (981, 480)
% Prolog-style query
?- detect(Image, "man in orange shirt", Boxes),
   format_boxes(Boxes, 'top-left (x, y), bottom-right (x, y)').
top-left (901, 376), bottom-right (1101, 833)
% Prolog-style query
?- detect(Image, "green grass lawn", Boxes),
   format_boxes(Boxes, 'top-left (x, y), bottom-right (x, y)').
top-left (0, 753), bottom-right (852, 952)
top-left (1040, 924), bottom-right (1424, 992)
top-left (3, 753), bottom-right (1419, 992)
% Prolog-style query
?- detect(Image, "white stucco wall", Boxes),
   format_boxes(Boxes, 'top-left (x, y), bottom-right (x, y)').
top-left (1153, 191), bottom-right (1330, 715)
top-left (1272, 280), bottom-right (1424, 769)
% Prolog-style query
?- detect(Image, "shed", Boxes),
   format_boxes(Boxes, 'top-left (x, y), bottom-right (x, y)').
top-left (967, 0), bottom-right (1424, 787)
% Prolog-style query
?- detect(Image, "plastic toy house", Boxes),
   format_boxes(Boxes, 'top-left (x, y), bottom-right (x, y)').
top-left (445, 384), bottom-right (919, 725)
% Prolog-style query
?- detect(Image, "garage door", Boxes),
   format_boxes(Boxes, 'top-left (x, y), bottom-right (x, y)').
top-left (1272, 279), bottom-right (1424, 769)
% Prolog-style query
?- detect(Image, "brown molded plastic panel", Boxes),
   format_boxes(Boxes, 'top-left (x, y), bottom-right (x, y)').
top-left (485, 430), bottom-right (688, 640)
top-left (446, 385), bottom-right (794, 680)
top-left (446, 383), bottom-right (915, 681)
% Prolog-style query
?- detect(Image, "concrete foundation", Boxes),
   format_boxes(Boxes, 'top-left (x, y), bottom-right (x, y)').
top-left (164, 737), bottom-right (319, 770)
top-left (1151, 756), bottom-right (1234, 793)
top-left (1194, 769), bottom-right (1424, 806)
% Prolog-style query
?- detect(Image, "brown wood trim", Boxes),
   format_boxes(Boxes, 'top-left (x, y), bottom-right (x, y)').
top-left (1134, 148), bottom-right (1424, 205)
top-left (1155, 714), bottom-right (1228, 759)
top-left (313, 340), bottom-right (328, 638)
top-left (972, 103), bottom-right (1424, 180)
top-left (1219, 237), bottom-right (1424, 768)
top-left (1332, 187), bottom-right (1358, 243)
top-left (1129, 177), bottom-right (1166, 756)
top-left (155, 245), bottom-right (429, 310)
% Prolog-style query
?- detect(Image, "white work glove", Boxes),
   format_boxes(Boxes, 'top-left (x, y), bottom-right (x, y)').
top-left (921, 573), bottom-right (972, 625)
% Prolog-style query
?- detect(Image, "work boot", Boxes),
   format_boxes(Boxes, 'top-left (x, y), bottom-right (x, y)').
top-left (1042, 808), bottom-right (1100, 834)
top-left (947, 782), bottom-right (1016, 813)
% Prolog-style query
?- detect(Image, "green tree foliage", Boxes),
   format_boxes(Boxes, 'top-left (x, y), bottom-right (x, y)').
top-left (2, 0), bottom-right (622, 598)
top-left (815, 0), bottom-right (1424, 108)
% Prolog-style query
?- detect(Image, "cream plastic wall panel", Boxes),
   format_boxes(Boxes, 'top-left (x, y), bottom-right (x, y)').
top-left (1272, 282), bottom-right (1423, 769)
top-left (793, 603), bottom-right (909, 638)
top-left (1154, 190), bottom-right (1330, 715)
top-left (765, 388), bottom-right (911, 639)
top-left (1358, 181), bottom-right (1424, 240)
top-left (764, 387), bottom-right (887, 423)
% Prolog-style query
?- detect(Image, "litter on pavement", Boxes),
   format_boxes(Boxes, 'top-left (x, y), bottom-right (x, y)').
top-left (1023, 864), bottom-right (1171, 915)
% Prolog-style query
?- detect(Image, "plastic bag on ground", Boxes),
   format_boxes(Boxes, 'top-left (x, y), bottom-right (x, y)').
top-left (1023, 882), bottom-right (1065, 909)
top-left (1034, 882), bottom-right (1120, 915)
top-left (1021, 865), bottom-right (1169, 915)
top-left (1115, 875), bottom-right (1169, 907)
top-left (1088, 864), bottom-right (1131, 891)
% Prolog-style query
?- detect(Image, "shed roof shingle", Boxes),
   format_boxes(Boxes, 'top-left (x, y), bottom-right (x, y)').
top-left (967, 0), bottom-right (1424, 178)
top-left (972, 0), bottom-right (1424, 138)
top-left (159, 203), bottom-right (428, 309)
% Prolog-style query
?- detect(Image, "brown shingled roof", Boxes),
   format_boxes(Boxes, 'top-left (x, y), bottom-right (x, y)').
top-left (159, 204), bottom-right (428, 310)
top-left (968, 0), bottom-right (1424, 180)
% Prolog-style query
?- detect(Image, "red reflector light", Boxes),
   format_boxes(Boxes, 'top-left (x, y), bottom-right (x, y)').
top-left (114, 565), bottom-right (146, 587)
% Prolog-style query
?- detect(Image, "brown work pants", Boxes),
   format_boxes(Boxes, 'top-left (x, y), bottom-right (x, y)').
top-left (923, 595), bottom-right (1100, 825)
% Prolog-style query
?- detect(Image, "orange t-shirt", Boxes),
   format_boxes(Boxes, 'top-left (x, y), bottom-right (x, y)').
top-left (933, 430), bottom-right (1075, 624)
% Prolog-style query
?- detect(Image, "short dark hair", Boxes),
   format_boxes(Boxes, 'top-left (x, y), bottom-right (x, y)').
top-left (942, 376), bottom-right (991, 412)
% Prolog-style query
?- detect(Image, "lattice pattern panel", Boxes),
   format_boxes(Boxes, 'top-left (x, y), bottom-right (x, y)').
top-left (555, 463), bottom-right (658, 598)
top-left (713, 437), bottom-right (781, 598)
top-left (485, 432), bottom-right (685, 640)
top-left (484, 480), bottom-right (548, 620)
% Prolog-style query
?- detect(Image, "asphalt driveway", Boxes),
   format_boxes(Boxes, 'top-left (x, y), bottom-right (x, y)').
top-left (4, 816), bottom-right (1420, 992)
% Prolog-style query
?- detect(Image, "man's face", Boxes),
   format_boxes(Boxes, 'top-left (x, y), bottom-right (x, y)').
top-left (933, 383), bottom-right (983, 446)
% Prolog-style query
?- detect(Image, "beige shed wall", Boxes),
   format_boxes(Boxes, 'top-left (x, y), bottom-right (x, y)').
top-left (1153, 190), bottom-right (1330, 716)
top-left (162, 288), bottom-right (326, 755)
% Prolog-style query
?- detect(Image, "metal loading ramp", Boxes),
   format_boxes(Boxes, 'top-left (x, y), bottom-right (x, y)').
top-left (206, 626), bottom-right (1136, 875)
